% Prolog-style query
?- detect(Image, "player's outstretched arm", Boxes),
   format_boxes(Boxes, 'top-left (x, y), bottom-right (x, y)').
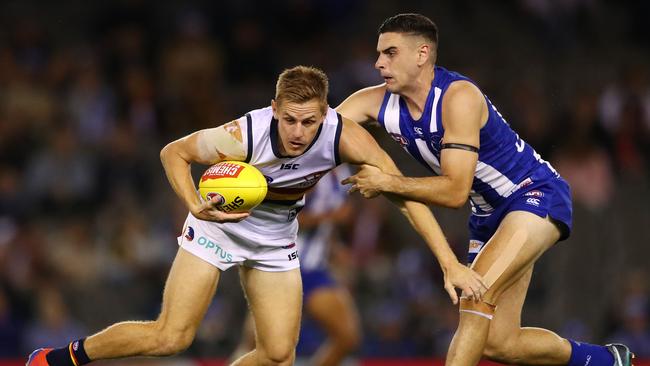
top-left (338, 117), bottom-right (487, 303)
top-left (343, 81), bottom-right (483, 208)
top-left (160, 120), bottom-right (249, 223)
top-left (336, 84), bottom-right (387, 125)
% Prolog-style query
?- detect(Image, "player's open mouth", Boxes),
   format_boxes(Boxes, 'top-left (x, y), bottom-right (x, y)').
top-left (384, 77), bottom-right (393, 83)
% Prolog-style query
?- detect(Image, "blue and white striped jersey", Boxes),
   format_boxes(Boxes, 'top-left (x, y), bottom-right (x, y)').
top-left (378, 66), bottom-right (559, 216)
top-left (297, 165), bottom-right (351, 271)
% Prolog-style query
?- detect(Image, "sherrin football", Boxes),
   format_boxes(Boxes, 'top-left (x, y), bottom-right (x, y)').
top-left (198, 161), bottom-right (268, 213)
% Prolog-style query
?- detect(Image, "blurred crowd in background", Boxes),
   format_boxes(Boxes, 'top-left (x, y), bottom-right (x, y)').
top-left (0, 0), bottom-right (649, 360)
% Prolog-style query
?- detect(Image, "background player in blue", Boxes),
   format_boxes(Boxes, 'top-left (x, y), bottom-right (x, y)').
top-left (231, 165), bottom-right (361, 365)
top-left (337, 13), bottom-right (634, 366)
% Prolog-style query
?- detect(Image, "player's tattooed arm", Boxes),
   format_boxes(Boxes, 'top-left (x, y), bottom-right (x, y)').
top-left (339, 117), bottom-right (487, 304)
top-left (196, 119), bottom-right (247, 163)
top-left (163, 118), bottom-right (247, 167)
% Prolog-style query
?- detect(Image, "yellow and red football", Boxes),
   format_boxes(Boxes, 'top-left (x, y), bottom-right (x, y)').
top-left (198, 161), bottom-right (268, 213)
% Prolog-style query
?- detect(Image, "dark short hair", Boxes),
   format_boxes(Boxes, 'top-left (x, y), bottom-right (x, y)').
top-left (275, 66), bottom-right (329, 113)
top-left (378, 13), bottom-right (438, 46)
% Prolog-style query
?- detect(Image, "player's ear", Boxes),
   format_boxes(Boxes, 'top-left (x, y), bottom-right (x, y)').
top-left (417, 44), bottom-right (430, 67)
top-left (271, 99), bottom-right (279, 119)
top-left (320, 103), bottom-right (329, 119)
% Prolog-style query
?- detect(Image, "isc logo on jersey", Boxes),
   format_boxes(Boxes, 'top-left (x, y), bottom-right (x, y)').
top-left (280, 163), bottom-right (300, 170)
top-left (198, 161), bottom-right (268, 213)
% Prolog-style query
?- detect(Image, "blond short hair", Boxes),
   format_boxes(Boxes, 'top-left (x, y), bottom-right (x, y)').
top-left (275, 66), bottom-right (329, 113)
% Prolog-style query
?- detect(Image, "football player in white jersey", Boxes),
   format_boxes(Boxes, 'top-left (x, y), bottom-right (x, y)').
top-left (337, 13), bottom-right (633, 366)
top-left (27, 66), bottom-right (485, 366)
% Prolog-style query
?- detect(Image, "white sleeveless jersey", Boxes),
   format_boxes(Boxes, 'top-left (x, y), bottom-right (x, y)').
top-left (216, 106), bottom-right (343, 247)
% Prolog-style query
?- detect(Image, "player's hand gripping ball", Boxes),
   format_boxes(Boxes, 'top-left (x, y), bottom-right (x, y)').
top-left (198, 161), bottom-right (268, 213)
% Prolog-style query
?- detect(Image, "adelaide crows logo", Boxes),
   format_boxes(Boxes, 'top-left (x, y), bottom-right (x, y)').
top-left (184, 226), bottom-right (195, 241)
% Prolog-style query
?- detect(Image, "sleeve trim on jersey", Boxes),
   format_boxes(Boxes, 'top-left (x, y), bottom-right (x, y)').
top-left (441, 143), bottom-right (479, 153)
top-left (244, 113), bottom-right (253, 163)
top-left (377, 90), bottom-right (391, 127)
top-left (334, 113), bottom-right (343, 165)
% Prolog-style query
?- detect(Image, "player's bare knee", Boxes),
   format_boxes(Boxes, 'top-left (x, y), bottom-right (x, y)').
top-left (257, 350), bottom-right (294, 365)
top-left (154, 326), bottom-right (196, 356)
top-left (257, 341), bottom-right (296, 365)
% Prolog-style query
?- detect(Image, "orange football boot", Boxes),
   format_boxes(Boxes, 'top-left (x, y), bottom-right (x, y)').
top-left (26, 348), bottom-right (53, 366)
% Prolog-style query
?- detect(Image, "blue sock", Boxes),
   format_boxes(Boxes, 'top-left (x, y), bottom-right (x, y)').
top-left (568, 340), bottom-right (614, 366)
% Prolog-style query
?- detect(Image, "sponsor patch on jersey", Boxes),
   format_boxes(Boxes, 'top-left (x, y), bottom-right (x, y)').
top-left (524, 190), bottom-right (544, 198)
top-left (282, 242), bottom-right (296, 249)
top-left (201, 162), bottom-right (244, 180)
top-left (184, 226), bottom-right (195, 241)
top-left (510, 177), bottom-right (534, 195)
top-left (518, 177), bottom-right (534, 189)
top-left (298, 170), bottom-right (327, 188)
top-left (389, 133), bottom-right (409, 147)
top-left (197, 236), bottom-right (233, 262)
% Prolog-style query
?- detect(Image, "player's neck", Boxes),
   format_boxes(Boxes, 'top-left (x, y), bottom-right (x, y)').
top-left (400, 67), bottom-right (435, 118)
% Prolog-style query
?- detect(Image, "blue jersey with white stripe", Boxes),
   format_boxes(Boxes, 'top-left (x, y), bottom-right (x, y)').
top-left (378, 66), bottom-right (560, 215)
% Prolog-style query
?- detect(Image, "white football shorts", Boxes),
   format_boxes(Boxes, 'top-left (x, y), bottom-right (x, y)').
top-left (177, 213), bottom-right (301, 272)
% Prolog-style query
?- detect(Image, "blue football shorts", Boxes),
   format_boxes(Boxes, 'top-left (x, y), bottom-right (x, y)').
top-left (301, 267), bottom-right (337, 299)
top-left (467, 176), bottom-right (572, 265)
